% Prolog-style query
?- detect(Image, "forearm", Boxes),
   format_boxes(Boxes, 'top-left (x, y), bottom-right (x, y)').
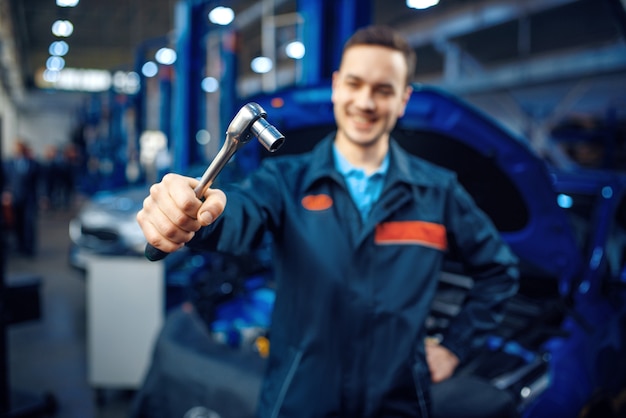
top-left (188, 189), bottom-right (273, 256)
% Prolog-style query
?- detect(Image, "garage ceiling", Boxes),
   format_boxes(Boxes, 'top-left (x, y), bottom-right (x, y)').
top-left (2, 0), bottom-right (626, 125)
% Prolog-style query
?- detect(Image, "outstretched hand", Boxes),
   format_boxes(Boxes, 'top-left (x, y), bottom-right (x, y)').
top-left (136, 173), bottom-right (227, 254)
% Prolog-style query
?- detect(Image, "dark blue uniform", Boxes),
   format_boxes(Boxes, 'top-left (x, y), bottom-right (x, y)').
top-left (190, 134), bottom-right (519, 418)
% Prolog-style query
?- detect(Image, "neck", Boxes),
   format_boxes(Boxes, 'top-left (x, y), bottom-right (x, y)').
top-left (334, 135), bottom-right (389, 175)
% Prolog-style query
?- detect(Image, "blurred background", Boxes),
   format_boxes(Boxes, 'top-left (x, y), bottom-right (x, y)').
top-left (0, 0), bottom-right (625, 417)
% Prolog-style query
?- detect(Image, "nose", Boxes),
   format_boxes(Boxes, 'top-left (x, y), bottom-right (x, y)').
top-left (354, 86), bottom-right (375, 111)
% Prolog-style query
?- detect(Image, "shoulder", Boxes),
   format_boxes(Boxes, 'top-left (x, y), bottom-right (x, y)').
top-left (260, 152), bottom-right (313, 172)
top-left (410, 154), bottom-right (454, 177)
top-left (253, 153), bottom-right (318, 191)
top-left (390, 141), bottom-right (458, 188)
top-left (258, 135), bottom-right (334, 177)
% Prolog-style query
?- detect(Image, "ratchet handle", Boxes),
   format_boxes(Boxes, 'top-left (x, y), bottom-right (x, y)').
top-left (142, 102), bottom-right (285, 263)
top-left (144, 243), bottom-right (169, 261)
top-left (143, 140), bottom-right (232, 262)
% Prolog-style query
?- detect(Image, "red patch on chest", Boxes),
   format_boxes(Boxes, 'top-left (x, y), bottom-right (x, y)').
top-left (301, 194), bottom-right (333, 211)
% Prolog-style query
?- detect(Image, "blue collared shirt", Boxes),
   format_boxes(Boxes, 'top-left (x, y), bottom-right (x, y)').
top-left (333, 145), bottom-right (389, 221)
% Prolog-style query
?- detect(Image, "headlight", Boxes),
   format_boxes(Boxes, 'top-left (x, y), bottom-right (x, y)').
top-left (69, 218), bottom-right (82, 243)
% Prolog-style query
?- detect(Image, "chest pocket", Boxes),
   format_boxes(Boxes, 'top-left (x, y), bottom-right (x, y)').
top-left (375, 220), bottom-right (448, 251)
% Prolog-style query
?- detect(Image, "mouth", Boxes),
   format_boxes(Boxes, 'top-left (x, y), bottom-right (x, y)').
top-left (349, 112), bottom-right (376, 130)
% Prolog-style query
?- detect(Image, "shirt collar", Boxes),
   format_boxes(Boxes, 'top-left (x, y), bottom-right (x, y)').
top-left (332, 143), bottom-right (389, 178)
top-left (301, 133), bottom-right (439, 192)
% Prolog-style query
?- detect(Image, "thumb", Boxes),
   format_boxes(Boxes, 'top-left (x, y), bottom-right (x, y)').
top-left (198, 188), bottom-right (227, 226)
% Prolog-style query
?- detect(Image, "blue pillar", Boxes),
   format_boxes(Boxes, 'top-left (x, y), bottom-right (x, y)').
top-left (219, 29), bottom-right (239, 141)
top-left (333, 0), bottom-right (373, 63)
top-left (171, 0), bottom-right (211, 173)
top-left (159, 66), bottom-right (173, 141)
top-left (190, 4), bottom-right (209, 166)
top-left (298, 0), bottom-right (373, 86)
top-left (298, 0), bottom-right (325, 86)
top-left (134, 35), bottom-right (169, 149)
top-left (172, 0), bottom-right (193, 174)
top-left (133, 44), bottom-right (147, 155)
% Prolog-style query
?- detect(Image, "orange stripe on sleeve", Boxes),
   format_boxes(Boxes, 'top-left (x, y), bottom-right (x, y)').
top-left (375, 221), bottom-right (448, 250)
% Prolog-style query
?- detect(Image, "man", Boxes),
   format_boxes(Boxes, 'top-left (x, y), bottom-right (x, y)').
top-left (3, 140), bottom-right (41, 256)
top-left (138, 25), bottom-right (519, 418)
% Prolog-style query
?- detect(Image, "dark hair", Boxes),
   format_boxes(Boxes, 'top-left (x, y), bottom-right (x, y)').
top-left (342, 25), bottom-right (416, 85)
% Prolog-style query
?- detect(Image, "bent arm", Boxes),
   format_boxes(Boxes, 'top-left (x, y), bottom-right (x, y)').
top-left (440, 181), bottom-right (520, 363)
top-left (188, 159), bottom-right (285, 255)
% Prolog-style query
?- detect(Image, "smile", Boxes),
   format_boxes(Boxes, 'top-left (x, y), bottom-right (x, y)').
top-left (350, 112), bottom-right (376, 126)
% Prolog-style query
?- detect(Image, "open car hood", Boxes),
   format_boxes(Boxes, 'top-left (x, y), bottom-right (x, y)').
top-left (248, 84), bottom-right (582, 286)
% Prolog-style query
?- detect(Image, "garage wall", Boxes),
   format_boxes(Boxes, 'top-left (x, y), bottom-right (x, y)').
top-left (0, 83), bottom-right (17, 159)
top-left (1, 91), bottom-right (83, 160)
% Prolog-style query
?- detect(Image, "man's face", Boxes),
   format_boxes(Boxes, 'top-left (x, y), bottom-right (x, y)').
top-left (332, 45), bottom-right (412, 148)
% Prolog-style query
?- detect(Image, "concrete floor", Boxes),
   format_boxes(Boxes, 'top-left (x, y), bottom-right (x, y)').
top-left (4, 204), bottom-right (134, 418)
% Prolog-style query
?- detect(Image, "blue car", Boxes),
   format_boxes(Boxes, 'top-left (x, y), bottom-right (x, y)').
top-left (133, 85), bottom-right (626, 418)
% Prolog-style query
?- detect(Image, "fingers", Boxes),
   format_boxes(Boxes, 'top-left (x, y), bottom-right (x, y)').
top-left (425, 340), bottom-right (459, 383)
top-left (137, 173), bottom-right (225, 253)
top-left (137, 174), bottom-right (198, 253)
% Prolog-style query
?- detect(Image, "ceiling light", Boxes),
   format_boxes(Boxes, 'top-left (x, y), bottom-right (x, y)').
top-left (556, 194), bottom-right (573, 209)
top-left (285, 41), bottom-right (305, 60)
top-left (125, 72), bottom-right (141, 94)
top-left (201, 77), bottom-right (219, 93)
top-left (55, 69), bottom-right (112, 92)
top-left (43, 70), bottom-right (60, 83)
top-left (406, 0), bottom-right (439, 10)
top-left (208, 6), bottom-right (235, 25)
top-left (196, 130), bottom-right (212, 145)
top-left (49, 41), bottom-right (69, 56)
top-left (56, 0), bottom-right (79, 6)
top-left (51, 20), bottom-right (74, 37)
top-left (37, 68), bottom-right (112, 92)
top-left (251, 57), bottom-right (273, 74)
top-left (111, 71), bottom-right (140, 94)
top-left (142, 61), bottom-right (159, 78)
top-left (46, 56), bottom-right (66, 71)
top-left (155, 48), bottom-right (177, 65)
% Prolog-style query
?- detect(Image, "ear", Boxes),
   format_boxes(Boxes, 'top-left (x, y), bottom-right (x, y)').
top-left (398, 85), bottom-right (413, 118)
top-left (331, 71), bottom-right (339, 102)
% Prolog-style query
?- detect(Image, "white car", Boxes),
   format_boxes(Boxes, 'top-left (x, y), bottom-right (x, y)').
top-left (68, 186), bottom-right (149, 270)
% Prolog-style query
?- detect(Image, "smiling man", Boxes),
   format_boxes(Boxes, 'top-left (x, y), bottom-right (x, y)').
top-left (332, 36), bottom-right (413, 173)
top-left (137, 25), bottom-right (519, 418)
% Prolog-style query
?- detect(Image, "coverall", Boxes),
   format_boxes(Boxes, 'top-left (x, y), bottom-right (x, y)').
top-left (189, 134), bottom-right (520, 418)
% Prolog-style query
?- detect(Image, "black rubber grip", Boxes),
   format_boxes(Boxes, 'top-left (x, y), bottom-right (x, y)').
top-left (144, 243), bottom-right (169, 261)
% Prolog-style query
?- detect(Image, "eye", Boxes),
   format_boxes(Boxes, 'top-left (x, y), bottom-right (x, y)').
top-left (375, 88), bottom-right (394, 97)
